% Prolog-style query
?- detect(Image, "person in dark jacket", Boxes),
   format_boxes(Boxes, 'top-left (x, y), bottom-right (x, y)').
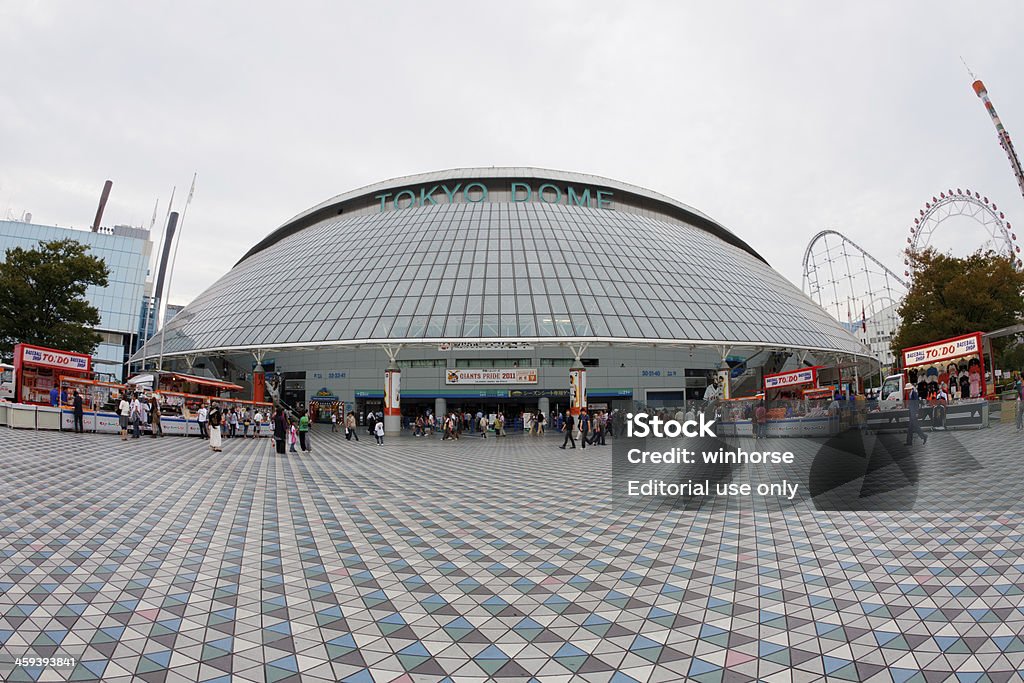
top-left (273, 408), bottom-right (288, 454)
top-left (559, 411), bottom-right (576, 449)
top-left (72, 389), bottom-right (85, 433)
top-left (905, 387), bottom-right (928, 446)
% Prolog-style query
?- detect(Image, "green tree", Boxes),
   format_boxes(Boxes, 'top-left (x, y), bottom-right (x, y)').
top-left (0, 239), bottom-right (110, 359)
top-left (891, 247), bottom-right (1024, 361)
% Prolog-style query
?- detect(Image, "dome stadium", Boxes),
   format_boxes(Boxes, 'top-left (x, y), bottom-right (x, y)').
top-left (133, 168), bottom-right (875, 425)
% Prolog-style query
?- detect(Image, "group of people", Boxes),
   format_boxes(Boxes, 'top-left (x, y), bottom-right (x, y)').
top-left (267, 407), bottom-right (314, 453)
top-left (195, 404), bottom-right (266, 441)
top-left (559, 408), bottom-right (613, 449)
top-left (114, 391), bottom-right (165, 440)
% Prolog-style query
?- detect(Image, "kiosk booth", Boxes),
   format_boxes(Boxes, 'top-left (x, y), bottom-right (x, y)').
top-left (60, 374), bottom-right (273, 436)
top-left (11, 343), bottom-right (92, 429)
top-left (717, 366), bottom-right (840, 437)
top-left (868, 332), bottom-right (989, 432)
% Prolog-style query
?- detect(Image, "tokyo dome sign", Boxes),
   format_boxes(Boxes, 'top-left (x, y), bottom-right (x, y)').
top-left (375, 182), bottom-right (614, 212)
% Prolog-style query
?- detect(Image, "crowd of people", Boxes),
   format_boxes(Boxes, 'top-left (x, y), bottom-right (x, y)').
top-left (92, 393), bottom-right (632, 453)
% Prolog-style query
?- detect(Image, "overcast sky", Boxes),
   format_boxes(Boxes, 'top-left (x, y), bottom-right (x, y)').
top-left (2, 1), bottom-right (1022, 306)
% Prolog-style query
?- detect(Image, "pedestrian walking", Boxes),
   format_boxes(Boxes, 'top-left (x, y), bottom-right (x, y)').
top-left (150, 395), bottom-right (163, 437)
top-left (118, 392), bottom-right (131, 441)
top-left (559, 411), bottom-right (576, 449)
top-left (578, 409), bottom-right (590, 449)
top-left (346, 411), bottom-right (360, 441)
top-left (273, 408), bottom-right (287, 454)
top-left (298, 410), bottom-right (311, 451)
top-left (208, 403), bottom-right (223, 452)
top-left (1016, 379), bottom-right (1024, 431)
top-left (130, 394), bottom-right (145, 439)
top-left (253, 410), bottom-right (263, 438)
top-left (479, 414), bottom-right (489, 437)
top-left (754, 400), bottom-right (767, 439)
top-left (905, 387), bottom-right (928, 446)
top-left (197, 404), bottom-right (208, 439)
top-left (289, 419), bottom-right (298, 452)
top-left (374, 416), bottom-right (385, 445)
top-left (331, 411), bottom-right (338, 432)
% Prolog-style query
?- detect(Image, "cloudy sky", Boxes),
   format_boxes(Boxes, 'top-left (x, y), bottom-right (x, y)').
top-left (2, 1), bottom-right (1022, 306)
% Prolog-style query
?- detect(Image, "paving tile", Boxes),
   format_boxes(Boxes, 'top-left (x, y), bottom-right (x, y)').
top-left (0, 426), bottom-right (1021, 681)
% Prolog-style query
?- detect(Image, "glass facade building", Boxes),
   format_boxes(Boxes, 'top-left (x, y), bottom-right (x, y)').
top-left (0, 220), bottom-right (152, 380)
top-left (133, 168), bottom-right (873, 411)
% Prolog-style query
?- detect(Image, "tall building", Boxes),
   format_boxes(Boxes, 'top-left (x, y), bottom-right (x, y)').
top-left (858, 302), bottom-right (900, 371)
top-left (0, 219), bottom-right (153, 380)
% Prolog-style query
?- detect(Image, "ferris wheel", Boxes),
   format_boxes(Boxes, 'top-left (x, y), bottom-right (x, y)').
top-left (906, 188), bottom-right (1021, 274)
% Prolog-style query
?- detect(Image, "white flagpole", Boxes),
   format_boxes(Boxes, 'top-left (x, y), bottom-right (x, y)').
top-left (157, 173), bottom-right (196, 372)
top-left (141, 188), bottom-right (174, 369)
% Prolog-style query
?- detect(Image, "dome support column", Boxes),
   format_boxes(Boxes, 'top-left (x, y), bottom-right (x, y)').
top-left (382, 344), bottom-right (404, 435)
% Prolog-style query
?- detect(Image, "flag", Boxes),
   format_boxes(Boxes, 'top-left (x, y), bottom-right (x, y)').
top-left (185, 172), bottom-right (197, 205)
top-left (861, 304), bottom-right (867, 333)
top-left (847, 299), bottom-right (851, 325)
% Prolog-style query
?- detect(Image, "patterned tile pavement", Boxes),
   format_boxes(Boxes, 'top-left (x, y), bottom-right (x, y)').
top-left (0, 423), bottom-right (1022, 682)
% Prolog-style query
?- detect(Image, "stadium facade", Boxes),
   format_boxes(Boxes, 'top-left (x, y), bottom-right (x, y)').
top-left (132, 168), bottom-right (875, 429)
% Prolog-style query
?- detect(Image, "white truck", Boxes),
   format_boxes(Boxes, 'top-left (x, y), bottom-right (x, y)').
top-left (878, 373), bottom-right (908, 410)
top-left (0, 363), bottom-right (14, 401)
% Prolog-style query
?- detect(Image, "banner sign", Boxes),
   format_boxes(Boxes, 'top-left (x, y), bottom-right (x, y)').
top-left (569, 367), bottom-right (587, 415)
top-left (21, 345), bottom-right (90, 372)
top-left (445, 368), bottom-right (538, 385)
top-left (438, 342), bottom-right (534, 351)
top-left (903, 333), bottom-right (982, 368)
top-left (764, 367), bottom-right (818, 391)
top-left (384, 369), bottom-right (401, 416)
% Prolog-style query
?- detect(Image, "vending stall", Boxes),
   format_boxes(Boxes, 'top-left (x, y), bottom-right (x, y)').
top-left (868, 332), bottom-right (989, 432)
top-left (127, 371), bottom-right (244, 398)
top-left (754, 366), bottom-right (838, 437)
top-left (11, 343), bottom-right (92, 429)
top-left (902, 332), bottom-right (986, 400)
top-left (59, 374), bottom-right (273, 436)
top-left (58, 376), bottom-right (126, 433)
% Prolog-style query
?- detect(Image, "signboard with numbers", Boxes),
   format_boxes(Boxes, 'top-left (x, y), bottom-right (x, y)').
top-left (446, 368), bottom-right (538, 385)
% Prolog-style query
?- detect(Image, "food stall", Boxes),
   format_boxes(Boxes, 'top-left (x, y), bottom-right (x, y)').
top-left (11, 343), bottom-right (92, 429)
top-left (127, 371), bottom-right (245, 398)
top-left (59, 374), bottom-right (273, 436)
top-left (765, 367), bottom-right (839, 437)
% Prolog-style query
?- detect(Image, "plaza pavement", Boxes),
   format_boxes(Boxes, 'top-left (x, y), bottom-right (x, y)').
top-left (0, 424), bottom-right (1022, 682)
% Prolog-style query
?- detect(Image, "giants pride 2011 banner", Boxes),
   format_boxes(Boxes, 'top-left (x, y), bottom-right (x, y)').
top-left (445, 368), bottom-right (538, 385)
